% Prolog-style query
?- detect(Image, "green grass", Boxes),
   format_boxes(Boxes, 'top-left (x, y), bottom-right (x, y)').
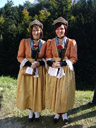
top-left (0, 76), bottom-right (96, 128)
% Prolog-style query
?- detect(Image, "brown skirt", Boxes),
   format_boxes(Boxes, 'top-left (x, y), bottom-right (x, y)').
top-left (45, 66), bottom-right (75, 113)
top-left (16, 65), bottom-right (46, 112)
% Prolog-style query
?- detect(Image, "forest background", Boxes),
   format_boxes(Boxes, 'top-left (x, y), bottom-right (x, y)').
top-left (0, 0), bottom-right (96, 90)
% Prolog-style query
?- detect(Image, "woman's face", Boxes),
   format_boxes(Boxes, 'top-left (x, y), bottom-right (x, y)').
top-left (32, 25), bottom-right (41, 40)
top-left (55, 24), bottom-right (65, 38)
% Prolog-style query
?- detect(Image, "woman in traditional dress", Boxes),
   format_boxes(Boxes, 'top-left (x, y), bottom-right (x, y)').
top-left (16, 20), bottom-right (46, 122)
top-left (45, 17), bottom-right (78, 124)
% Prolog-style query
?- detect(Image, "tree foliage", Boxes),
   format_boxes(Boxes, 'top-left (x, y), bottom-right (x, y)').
top-left (0, 0), bottom-right (96, 89)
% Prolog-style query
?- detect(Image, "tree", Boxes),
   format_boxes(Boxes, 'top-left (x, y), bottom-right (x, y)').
top-left (69, 0), bottom-right (96, 89)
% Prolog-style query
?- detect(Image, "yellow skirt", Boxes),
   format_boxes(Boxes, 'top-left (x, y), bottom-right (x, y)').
top-left (16, 65), bottom-right (45, 112)
top-left (45, 66), bottom-right (75, 113)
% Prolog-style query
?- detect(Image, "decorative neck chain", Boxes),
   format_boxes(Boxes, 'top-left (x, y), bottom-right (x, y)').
top-left (57, 36), bottom-right (64, 39)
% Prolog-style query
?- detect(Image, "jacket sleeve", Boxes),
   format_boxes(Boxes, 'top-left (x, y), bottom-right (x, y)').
top-left (17, 39), bottom-right (25, 63)
top-left (69, 40), bottom-right (78, 64)
top-left (45, 40), bottom-right (53, 59)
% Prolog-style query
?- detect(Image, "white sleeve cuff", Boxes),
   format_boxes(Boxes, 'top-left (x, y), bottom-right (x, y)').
top-left (66, 59), bottom-right (73, 71)
top-left (46, 58), bottom-right (53, 61)
top-left (20, 58), bottom-right (28, 69)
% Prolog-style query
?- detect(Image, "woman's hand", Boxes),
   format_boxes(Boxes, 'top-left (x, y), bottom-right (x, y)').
top-left (52, 61), bottom-right (60, 68)
top-left (31, 62), bottom-right (40, 69)
top-left (35, 62), bottom-right (40, 67)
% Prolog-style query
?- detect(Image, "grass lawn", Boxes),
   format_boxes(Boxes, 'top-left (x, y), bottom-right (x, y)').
top-left (0, 76), bottom-right (96, 128)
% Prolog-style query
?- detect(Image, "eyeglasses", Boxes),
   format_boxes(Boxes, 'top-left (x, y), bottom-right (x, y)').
top-left (32, 30), bottom-right (40, 33)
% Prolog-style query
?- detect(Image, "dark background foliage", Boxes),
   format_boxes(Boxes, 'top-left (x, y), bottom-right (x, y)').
top-left (0, 0), bottom-right (96, 90)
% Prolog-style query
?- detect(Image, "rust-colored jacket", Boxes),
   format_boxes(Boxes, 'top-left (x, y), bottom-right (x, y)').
top-left (17, 38), bottom-right (46, 63)
top-left (45, 38), bottom-right (78, 64)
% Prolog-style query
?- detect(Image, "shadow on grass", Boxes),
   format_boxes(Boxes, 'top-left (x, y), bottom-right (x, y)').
top-left (0, 104), bottom-right (96, 128)
top-left (89, 126), bottom-right (96, 128)
top-left (0, 115), bottom-right (83, 128)
top-left (0, 95), bottom-right (3, 109)
top-left (68, 103), bottom-right (96, 126)
top-left (0, 89), bottom-right (4, 110)
top-left (69, 110), bottom-right (96, 123)
top-left (69, 103), bottom-right (95, 115)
